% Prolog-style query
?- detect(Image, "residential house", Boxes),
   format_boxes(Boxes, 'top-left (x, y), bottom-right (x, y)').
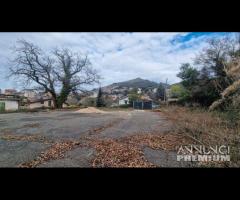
top-left (0, 94), bottom-right (20, 111)
top-left (137, 88), bottom-right (142, 94)
top-left (27, 97), bottom-right (54, 109)
top-left (153, 87), bottom-right (158, 93)
top-left (119, 96), bottom-right (129, 105)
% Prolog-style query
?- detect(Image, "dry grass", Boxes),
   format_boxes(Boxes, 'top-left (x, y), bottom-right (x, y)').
top-left (158, 106), bottom-right (240, 167)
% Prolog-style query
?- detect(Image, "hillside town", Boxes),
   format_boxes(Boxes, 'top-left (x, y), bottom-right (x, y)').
top-left (0, 78), bottom-right (176, 112)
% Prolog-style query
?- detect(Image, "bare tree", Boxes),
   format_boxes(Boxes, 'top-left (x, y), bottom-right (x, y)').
top-left (9, 40), bottom-right (100, 108)
top-left (209, 58), bottom-right (240, 111)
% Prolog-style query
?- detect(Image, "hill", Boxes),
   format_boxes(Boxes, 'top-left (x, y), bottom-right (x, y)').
top-left (107, 78), bottom-right (159, 89)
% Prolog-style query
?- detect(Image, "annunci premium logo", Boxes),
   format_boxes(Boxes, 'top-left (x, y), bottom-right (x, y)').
top-left (177, 145), bottom-right (230, 162)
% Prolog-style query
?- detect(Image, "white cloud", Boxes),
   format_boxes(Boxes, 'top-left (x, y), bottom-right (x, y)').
top-left (0, 32), bottom-right (226, 90)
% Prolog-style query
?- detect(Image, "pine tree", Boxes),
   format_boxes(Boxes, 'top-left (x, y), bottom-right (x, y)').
top-left (96, 87), bottom-right (104, 107)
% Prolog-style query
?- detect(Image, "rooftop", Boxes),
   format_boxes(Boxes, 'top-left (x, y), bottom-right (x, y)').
top-left (0, 94), bottom-right (20, 101)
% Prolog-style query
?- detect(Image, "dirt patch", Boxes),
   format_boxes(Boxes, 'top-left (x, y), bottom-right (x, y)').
top-left (75, 107), bottom-right (107, 114)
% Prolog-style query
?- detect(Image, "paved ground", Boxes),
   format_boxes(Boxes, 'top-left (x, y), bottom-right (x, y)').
top-left (100, 110), bottom-right (171, 139)
top-left (0, 109), bottom-right (184, 167)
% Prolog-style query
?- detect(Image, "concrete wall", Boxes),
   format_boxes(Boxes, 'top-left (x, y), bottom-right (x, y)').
top-left (29, 102), bottom-right (44, 109)
top-left (0, 100), bottom-right (19, 111)
top-left (28, 100), bottom-right (53, 109)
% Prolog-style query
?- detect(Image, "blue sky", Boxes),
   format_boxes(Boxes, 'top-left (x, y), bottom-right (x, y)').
top-left (0, 32), bottom-right (230, 91)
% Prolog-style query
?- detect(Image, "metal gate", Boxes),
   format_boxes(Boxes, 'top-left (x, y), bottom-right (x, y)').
top-left (143, 101), bottom-right (152, 109)
top-left (0, 102), bottom-right (5, 112)
top-left (133, 101), bottom-right (143, 109)
top-left (133, 101), bottom-right (152, 110)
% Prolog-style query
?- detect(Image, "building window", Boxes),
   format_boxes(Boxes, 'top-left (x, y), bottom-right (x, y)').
top-left (124, 100), bottom-right (128, 104)
top-left (48, 100), bottom-right (51, 107)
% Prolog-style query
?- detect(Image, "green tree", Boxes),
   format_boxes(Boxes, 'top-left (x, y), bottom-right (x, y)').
top-left (177, 63), bottom-right (199, 88)
top-left (170, 84), bottom-right (186, 98)
top-left (176, 33), bottom-right (240, 107)
top-left (128, 88), bottom-right (141, 105)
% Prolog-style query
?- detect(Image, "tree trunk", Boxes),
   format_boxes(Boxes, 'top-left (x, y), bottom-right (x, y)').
top-left (49, 92), bottom-right (58, 109)
top-left (57, 88), bottom-right (70, 109)
top-left (51, 96), bottom-right (58, 109)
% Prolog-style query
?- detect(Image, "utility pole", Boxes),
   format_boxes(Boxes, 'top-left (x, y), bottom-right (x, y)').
top-left (164, 78), bottom-right (168, 105)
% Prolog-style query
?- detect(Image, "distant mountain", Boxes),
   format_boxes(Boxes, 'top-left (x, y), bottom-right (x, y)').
top-left (108, 78), bottom-right (159, 89)
top-left (92, 78), bottom-right (170, 95)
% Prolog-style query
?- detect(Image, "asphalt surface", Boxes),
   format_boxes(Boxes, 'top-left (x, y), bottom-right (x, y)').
top-left (0, 109), bottom-right (176, 167)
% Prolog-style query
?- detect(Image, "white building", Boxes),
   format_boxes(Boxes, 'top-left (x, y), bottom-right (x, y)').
top-left (153, 88), bottom-right (158, 93)
top-left (0, 95), bottom-right (20, 111)
top-left (137, 88), bottom-right (142, 94)
top-left (119, 96), bottom-right (129, 105)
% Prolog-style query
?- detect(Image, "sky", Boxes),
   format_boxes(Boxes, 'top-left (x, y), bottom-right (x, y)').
top-left (0, 32), bottom-right (229, 91)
